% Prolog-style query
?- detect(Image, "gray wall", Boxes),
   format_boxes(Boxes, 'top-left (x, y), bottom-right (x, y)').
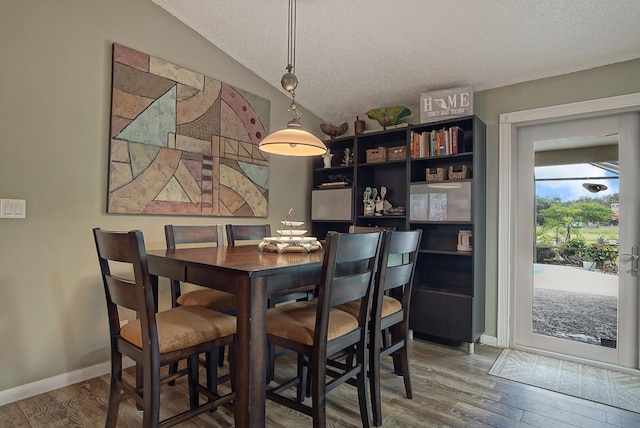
top-left (0, 0), bottom-right (321, 393)
top-left (2, 0), bottom-right (639, 396)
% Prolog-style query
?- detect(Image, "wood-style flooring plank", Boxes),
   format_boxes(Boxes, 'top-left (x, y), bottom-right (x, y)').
top-left (1, 339), bottom-right (639, 427)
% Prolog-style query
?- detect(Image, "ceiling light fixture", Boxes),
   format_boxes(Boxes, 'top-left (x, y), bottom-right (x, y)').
top-left (582, 182), bottom-right (608, 193)
top-left (258, 0), bottom-right (326, 156)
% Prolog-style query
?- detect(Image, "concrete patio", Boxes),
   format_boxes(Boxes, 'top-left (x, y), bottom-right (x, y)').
top-left (533, 263), bottom-right (618, 296)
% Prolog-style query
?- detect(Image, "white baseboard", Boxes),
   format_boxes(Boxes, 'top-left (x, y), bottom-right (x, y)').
top-left (0, 336), bottom-right (500, 407)
top-left (409, 330), bottom-right (499, 348)
top-left (481, 334), bottom-right (498, 347)
top-left (0, 358), bottom-right (134, 407)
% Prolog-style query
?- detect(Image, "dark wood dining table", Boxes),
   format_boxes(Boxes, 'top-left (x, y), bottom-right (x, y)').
top-left (147, 245), bottom-right (324, 428)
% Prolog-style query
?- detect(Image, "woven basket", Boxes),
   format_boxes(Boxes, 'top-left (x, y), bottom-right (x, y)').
top-left (448, 165), bottom-right (471, 180)
top-left (386, 146), bottom-right (406, 161)
top-left (366, 147), bottom-right (386, 163)
top-left (426, 167), bottom-right (447, 182)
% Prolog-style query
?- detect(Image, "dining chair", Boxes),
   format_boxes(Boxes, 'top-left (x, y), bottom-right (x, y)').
top-left (225, 223), bottom-right (272, 246)
top-left (165, 225), bottom-right (236, 312)
top-left (165, 224), bottom-right (236, 383)
top-left (338, 229), bottom-right (422, 426)
top-left (266, 230), bottom-right (383, 428)
top-left (226, 222), bottom-right (315, 381)
top-left (93, 228), bottom-right (236, 428)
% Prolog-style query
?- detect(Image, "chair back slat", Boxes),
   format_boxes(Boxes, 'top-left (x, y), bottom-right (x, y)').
top-left (104, 275), bottom-right (139, 311)
top-left (165, 224), bottom-right (224, 247)
top-left (225, 224), bottom-right (271, 246)
top-left (383, 263), bottom-right (414, 292)
top-left (329, 273), bottom-right (373, 307)
top-left (387, 229), bottom-right (422, 259)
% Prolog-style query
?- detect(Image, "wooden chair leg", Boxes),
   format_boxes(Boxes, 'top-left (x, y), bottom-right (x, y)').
top-left (390, 324), bottom-right (412, 399)
top-left (188, 355), bottom-right (199, 410)
top-left (143, 363), bottom-right (161, 428)
top-left (397, 344), bottom-right (412, 399)
top-left (167, 361), bottom-right (179, 386)
top-left (310, 357), bottom-right (327, 428)
top-left (370, 340), bottom-right (383, 426)
top-left (267, 343), bottom-right (276, 382)
top-left (356, 342), bottom-right (372, 428)
top-left (135, 363), bottom-right (143, 411)
top-left (228, 345), bottom-right (236, 391)
top-left (206, 351), bottom-right (219, 396)
top-left (105, 356), bottom-right (122, 428)
top-left (297, 354), bottom-right (308, 403)
top-left (218, 346), bottom-right (225, 367)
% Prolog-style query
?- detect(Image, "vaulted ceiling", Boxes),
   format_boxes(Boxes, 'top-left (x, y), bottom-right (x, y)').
top-left (152, 0), bottom-right (640, 123)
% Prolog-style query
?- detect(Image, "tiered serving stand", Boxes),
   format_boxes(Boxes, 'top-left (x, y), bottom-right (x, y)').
top-left (258, 211), bottom-right (322, 254)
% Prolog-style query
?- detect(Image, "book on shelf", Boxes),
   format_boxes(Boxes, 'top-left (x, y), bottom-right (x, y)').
top-left (411, 125), bottom-right (464, 158)
top-left (410, 130), bottom-right (429, 158)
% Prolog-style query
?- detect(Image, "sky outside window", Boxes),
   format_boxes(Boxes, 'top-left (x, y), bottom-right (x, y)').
top-left (535, 164), bottom-right (618, 202)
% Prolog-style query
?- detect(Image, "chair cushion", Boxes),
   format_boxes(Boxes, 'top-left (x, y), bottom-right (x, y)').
top-left (120, 306), bottom-right (236, 354)
top-left (177, 288), bottom-right (236, 311)
top-left (337, 296), bottom-right (402, 319)
top-left (267, 301), bottom-right (359, 345)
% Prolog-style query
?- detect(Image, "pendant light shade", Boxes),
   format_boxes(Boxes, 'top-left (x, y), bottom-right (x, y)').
top-left (259, 0), bottom-right (326, 156)
top-left (259, 127), bottom-right (327, 156)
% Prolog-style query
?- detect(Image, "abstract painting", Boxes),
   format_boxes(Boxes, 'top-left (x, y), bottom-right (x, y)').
top-left (108, 43), bottom-right (270, 216)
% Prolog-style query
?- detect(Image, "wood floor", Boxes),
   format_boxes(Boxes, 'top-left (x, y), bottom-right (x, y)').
top-left (2, 338), bottom-right (639, 427)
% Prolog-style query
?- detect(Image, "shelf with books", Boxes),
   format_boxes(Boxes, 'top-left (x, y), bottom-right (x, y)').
top-left (410, 125), bottom-right (464, 158)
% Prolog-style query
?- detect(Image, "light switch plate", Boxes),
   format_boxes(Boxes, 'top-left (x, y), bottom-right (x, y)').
top-left (0, 199), bottom-right (26, 218)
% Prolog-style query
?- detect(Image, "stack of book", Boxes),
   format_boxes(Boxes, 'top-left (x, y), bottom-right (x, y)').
top-left (410, 126), bottom-right (463, 158)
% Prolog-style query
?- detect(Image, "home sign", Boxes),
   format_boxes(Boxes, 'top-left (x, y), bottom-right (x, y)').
top-left (420, 86), bottom-right (473, 123)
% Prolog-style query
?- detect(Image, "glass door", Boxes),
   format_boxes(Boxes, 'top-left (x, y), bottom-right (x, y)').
top-left (514, 112), bottom-right (640, 367)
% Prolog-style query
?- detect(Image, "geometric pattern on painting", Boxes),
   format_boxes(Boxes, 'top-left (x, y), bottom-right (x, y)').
top-left (108, 43), bottom-right (270, 216)
top-left (219, 163), bottom-right (268, 217)
top-left (116, 87), bottom-right (177, 147)
top-left (238, 161), bottom-right (268, 190)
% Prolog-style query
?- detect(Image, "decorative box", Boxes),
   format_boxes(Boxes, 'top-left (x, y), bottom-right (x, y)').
top-left (426, 167), bottom-right (447, 182)
top-left (386, 146), bottom-right (406, 161)
top-left (448, 165), bottom-right (472, 180)
top-left (365, 147), bottom-right (386, 163)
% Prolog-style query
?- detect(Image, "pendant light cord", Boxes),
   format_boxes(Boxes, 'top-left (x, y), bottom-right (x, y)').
top-left (286, 0), bottom-right (296, 75)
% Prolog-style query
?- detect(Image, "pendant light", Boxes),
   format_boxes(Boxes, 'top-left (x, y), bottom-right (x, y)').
top-left (259, 0), bottom-right (327, 156)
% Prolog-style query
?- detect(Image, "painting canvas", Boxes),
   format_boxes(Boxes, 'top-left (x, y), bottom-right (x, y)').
top-left (108, 43), bottom-right (270, 216)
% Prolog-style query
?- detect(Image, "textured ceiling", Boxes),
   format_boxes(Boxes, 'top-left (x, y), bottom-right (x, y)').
top-left (152, 0), bottom-right (640, 124)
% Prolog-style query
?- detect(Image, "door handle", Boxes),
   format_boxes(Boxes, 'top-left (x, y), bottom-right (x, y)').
top-left (619, 246), bottom-right (639, 277)
top-left (619, 254), bottom-right (639, 260)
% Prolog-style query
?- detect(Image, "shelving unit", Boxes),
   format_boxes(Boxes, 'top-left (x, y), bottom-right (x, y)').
top-left (310, 116), bottom-right (486, 350)
top-left (310, 136), bottom-right (355, 238)
top-left (353, 128), bottom-right (408, 231)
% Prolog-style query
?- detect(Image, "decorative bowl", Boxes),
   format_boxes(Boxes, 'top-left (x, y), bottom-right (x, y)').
top-left (366, 106), bottom-right (411, 128)
top-left (320, 122), bottom-right (348, 139)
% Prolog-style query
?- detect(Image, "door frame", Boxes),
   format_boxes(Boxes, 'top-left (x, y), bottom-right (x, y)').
top-left (497, 92), bottom-right (640, 350)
